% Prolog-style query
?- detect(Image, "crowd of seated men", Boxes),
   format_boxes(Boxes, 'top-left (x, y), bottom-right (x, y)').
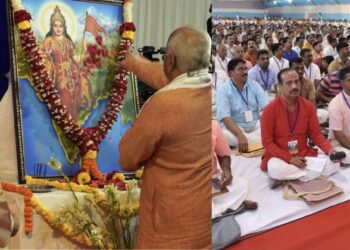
top-left (211, 16), bottom-right (350, 215)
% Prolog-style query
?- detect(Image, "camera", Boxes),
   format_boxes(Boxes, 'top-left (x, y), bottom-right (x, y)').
top-left (137, 46), bottom-right (166, 109)
top-left (138, 46), bottom-right (166, 62)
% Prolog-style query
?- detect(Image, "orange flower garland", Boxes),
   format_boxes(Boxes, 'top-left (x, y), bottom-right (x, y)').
top-left (1, 181), bottom-right (33, 233)
top-left (82, 154), bottom-right (103, 180)
top-left (11, 0), bottom-right (135, 179)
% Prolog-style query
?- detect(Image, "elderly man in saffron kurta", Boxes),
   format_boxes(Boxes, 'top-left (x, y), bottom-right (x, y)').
top-left (261, 68), bottom-right (339, 184)
top-left (119, 26), bottom-right (212, 249)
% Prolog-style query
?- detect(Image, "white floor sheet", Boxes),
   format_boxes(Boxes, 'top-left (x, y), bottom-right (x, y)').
top-left (232, 154), bottom-right (350, 237)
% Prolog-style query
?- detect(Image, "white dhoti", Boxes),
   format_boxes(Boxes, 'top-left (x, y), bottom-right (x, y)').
top-left (212, 177), bottom-right (249, 219)
top-left (222, 122), bottom-right (261, 147)
top-left (267, 156), bottom-right (340, 181)
top-left (317, 108), bottom-right (329, 125)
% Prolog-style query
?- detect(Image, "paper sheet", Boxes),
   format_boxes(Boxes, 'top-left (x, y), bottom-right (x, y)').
top-left (305, 156), bottom-right (327, 173)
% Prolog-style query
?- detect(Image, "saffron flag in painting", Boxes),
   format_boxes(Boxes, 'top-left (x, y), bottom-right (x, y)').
top-left (85, 13), bottom-right (105, 38)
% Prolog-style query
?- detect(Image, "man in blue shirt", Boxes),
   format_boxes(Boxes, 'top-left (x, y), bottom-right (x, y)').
top-left (283, 37), bottom-right (299, 62)
top-left (216, 58), bottom-right (268, 152)
top-left (248, 49), bottom-right (277, 92)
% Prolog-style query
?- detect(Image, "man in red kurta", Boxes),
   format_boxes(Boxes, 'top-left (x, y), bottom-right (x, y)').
top-left (260, 68), bottom-right (339, 183)
top-left (244, 38), bottom-right (257, 66)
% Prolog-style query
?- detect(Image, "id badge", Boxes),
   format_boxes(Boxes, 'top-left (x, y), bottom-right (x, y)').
top-left (245, 110), bottom-right (253, 122)
top-left (288, 140), bottom-right (299, 154)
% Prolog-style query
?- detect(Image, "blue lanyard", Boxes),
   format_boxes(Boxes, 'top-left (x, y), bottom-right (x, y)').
top-left (286, 99), bottom-right (300, 137)
top-left (273, 56), bottom-right (284, 71)
top-left (259, 68), bottom-right (269, 90)
top-left (304, 66), bottom-right (312, 79)
top-left (217, 57), bottom-right (227, 71)
top-left (231, 80), bottom-right (249, 108)
top-left (342, 91), bottom-right (350, 110)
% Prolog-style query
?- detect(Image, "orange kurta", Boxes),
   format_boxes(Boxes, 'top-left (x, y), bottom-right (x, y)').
top-left (119, 56), bottom-right (212, 249)
top-left (244, 51), bottom-right (257, 66)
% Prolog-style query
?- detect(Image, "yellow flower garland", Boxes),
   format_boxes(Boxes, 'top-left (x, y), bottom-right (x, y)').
top-left (18, 20), bottom-right (30, 30)
top-left (83, 150), bottom-right (97, 160)
top-left (31, 196), bottom-right (93, 247)
top-left (122, 31), bottom-right (135, 40)
top-left (25, 176), bottom-right (98, 194)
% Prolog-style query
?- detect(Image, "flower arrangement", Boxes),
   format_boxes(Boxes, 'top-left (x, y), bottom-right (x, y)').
top-left (0, 181), bottom-right (33, 233)
top-left (25, 175), bottom-right (99, 194)
top-left (31, 196), bottom-right (93, 247)
top-left (10, 0), bottom-right (136, 180)
top-left (30, 158), bottom-right (140, 249)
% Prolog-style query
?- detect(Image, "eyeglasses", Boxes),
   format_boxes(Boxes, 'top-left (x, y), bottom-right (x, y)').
top-left (235, 67), bottom-right (248, 72)
top-left (293, 66), bottom-right (304, 70)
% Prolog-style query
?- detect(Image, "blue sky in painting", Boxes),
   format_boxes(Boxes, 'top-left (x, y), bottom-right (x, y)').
top-left (22, 0), bottom-right (123, 22)
top-left (22, 0), bottom-right (123, 42)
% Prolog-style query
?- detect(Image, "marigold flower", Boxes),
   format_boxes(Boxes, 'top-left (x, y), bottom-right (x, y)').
top-left (112, 172), bottom-right (125, 181)
top-left (77, 172), bottom-right (91, 185)
top-left (135, 168), bottom-right (143, 178)
top-left (83, 150), bottom-right (97, 160)
top-left (122, 31), bottom-right (135, 40)
top-left (18, 20), bottom-right (30, 30)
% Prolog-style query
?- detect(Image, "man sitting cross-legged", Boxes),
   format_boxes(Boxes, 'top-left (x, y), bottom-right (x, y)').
top-left (216, 58), bottom-right (268, 152)
top-left (328, 67), bottom-right (350, 165)
top-left (211, 120), bottom-right (257, 218)
top-left (260, 68), bottom-right (340, 186)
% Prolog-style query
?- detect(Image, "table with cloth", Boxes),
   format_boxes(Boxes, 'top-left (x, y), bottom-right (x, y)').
top-left (5, 190), bottom-right (84, 249)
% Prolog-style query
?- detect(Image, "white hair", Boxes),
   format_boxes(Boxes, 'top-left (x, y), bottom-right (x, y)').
top-left (167, 26), bottom-right (211, 74)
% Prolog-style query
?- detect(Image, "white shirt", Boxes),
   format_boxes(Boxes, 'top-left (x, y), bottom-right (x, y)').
top-left (269, 56), bottom-right (289, 79)
top-left (214, 56), bottom-right (230, 74)
top-left (212, 70), bottom-right (229, 92)
top-left (322, 35), bottom-right (329, 50)
top-left (226, 45), bottom-right (236, 59)
top-left (292, 46), bottom-right (301, 56)
top-left (323, 45), bottom-right (338, 58)
top-left (304, 63), bottom-right (321, 88)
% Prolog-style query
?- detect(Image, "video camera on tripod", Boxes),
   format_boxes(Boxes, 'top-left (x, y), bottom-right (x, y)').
top-left (138, 46), bottom-right (166, 62)
top-left (136, 46), bottom-right (166, 109)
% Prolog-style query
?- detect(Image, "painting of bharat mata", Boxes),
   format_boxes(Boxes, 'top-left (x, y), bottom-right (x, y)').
top-left (8, 0), bottom-right (138, 183)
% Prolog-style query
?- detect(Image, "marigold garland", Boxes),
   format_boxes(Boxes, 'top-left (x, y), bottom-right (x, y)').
top-left (24, 176), bottom-right (139, 248)
top-left (1, 181), bottom-right (33, 233)
top-left (25, 176), bottom-right (98, 194)
top-left (31, 196), bottom-right (93, 248)
top-left (11, 0), bottom-right (135, 179)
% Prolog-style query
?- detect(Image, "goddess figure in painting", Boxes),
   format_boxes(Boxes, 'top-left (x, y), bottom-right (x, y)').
top-left (41, 6), bottom-right (92, 121)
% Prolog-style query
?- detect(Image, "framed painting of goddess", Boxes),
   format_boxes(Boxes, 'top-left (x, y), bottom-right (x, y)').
top-left (7, 0), bottom-right (138, 183)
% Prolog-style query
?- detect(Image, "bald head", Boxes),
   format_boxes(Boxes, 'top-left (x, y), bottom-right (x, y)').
top-left (233, 45), bottom-right (244, 59)
top-left (164, 26), bottom-right (211, 79)
top-left (217, 43), bottom-right (228, 59)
